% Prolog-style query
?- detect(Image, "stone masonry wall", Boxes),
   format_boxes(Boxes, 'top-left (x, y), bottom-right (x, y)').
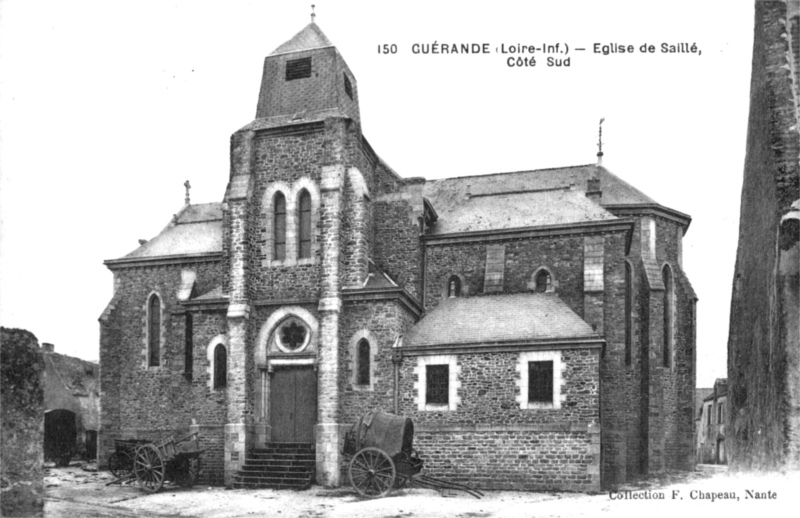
top-left (99, 260), bottom-right (227, 483)
top-left (414, 427), bottom-right (599, 492)
top-left (1, 327), bottom-right (45, 517)
top-left (398, 349), bottom-right (600, 426)
top-left (424, 235), bottom-right (585, 315)
top-left (339, 299), bottom-right (417, 423)
top-left (396, 348), bottom-right (601, 491)
top-left (728, 0), bottom-right (800, 471)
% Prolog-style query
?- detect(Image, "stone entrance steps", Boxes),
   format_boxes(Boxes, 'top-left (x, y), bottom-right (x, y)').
top-left (232, 443), bottom-right (315, 490)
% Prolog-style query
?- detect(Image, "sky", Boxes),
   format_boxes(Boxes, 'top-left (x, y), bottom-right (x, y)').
top-left (0, 0), bottom-right (754, 387)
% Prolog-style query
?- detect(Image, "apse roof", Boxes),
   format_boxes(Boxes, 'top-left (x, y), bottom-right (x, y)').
top-left (121, 203), bottom-right (223, 259)
top-left (403, 293), bottom-right (598, 347)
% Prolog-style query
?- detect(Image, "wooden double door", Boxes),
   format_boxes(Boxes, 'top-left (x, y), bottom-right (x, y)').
top-left (269, 366), bottom-right (318, 443)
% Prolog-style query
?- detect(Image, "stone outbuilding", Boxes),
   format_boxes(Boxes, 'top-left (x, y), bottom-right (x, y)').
top-left (100, 19), bottom-right (697, 491)
top-left (42, 343), bottom-right (100, 465)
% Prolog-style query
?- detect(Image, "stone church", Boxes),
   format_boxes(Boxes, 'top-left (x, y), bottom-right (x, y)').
top-left (99, 20), bottom-right (697, 491)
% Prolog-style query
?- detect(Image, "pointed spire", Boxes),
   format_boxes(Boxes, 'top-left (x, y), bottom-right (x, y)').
top-left (311, 4), bottom-right (316, 24)
top-left (596, 118), bottom-right (605, 165)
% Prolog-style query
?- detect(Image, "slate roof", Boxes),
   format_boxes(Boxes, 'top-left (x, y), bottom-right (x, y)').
top-left (403, 293), bottom-right (598, 347)
top-left (423, 164), bottom-right (669, 234)
top-left (45, 352), bottom-right (98, 398)
top-left (122, 203), bottom-right (223, 259)
top-left (270, 22), bottom-right (334, 56)
top-left (425, 186), bottom-right (616, 235)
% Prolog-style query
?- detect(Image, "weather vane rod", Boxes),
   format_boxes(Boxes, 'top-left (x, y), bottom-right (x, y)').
top-left (597, 118), bottom-right (605, 165)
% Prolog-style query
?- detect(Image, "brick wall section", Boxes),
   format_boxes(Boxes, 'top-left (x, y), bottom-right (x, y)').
top-left (413, 428), bottom-right (599, 492)
top-left (728, 0), bottom-right (800, 472)
top-left (1, 327), bottom-right (45, 517)
top-left (99, 261), bottom-right (227, 482)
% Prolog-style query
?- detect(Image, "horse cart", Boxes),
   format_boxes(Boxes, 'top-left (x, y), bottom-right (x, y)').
top-left (344, 411), bottom-right (482, 499)
top-left (107, 433), bottom-right (203, 492)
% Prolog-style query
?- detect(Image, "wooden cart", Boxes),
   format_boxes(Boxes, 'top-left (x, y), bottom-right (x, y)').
top-left (132, 433), bottom-right (204, 492)
top-left (108, 438), bottom-right (150, 480)
top-left (344, 411), bottom-right (482, 499)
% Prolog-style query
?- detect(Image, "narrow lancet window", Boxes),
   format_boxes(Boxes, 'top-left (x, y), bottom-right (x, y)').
top-left (274, 192), bottom-right (286, 260)
top-left (298, 190), bottom-right (312, 259)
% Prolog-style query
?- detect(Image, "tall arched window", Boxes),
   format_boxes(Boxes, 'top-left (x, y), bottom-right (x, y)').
top-left (148, 294), bottom-right (161, 367)
top-left (356, 339), bottom-right (370, 386)
top-left (535, 270), bottom-right (552, 293)
top-left (298, 189), bottom-right (312, 259)
top-left (662, 265), bottom-right (674, 368)
top-left (625, 261), bottom-right (632, 366)
top-left (214, 343), bottom-right (227, 389)
top-left (447, 275), bottom-right (461, 298)
top-left (274, 192), bottom-right (287, 260)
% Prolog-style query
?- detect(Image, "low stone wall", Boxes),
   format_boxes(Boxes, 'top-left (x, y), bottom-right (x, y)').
top-left (1, 327), bottom-right (45, 517)
top-left (413, 423), bottom-right (601, 492)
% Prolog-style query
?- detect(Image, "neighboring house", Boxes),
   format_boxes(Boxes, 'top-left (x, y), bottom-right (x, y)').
top-left (697, 380), bottom-right (727, 464)
top-left (728, 0), bottom-right (800, 471)
top-left (99, 19), bottom-right (697, 492)
top-left (42, 343), bottom-right (100, 464)
top-left (695, 387), bottom-right (713, 463)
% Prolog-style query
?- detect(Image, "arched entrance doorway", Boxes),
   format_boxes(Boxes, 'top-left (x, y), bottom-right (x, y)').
top-left (257, 308), bottom-right (319, 444)
top-left (45, 409), bottom-right (76, 466)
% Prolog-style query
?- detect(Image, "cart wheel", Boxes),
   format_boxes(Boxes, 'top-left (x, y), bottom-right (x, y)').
top-left (109, 451), bottom-right (132, 479)
top-left (133, 444), bottom-right (165, 492)
top-left (175, 457), bottom-right (202, 488)
top-left (348, 447), bottom-right (396, 498)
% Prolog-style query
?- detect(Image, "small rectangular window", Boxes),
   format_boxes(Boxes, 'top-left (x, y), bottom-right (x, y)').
top-left (286, 57), bottom-right (312, 81)
top-left (426, 365), bottom-right (449, 405)
top-left (528, 361), bottom-right (553, 403)
top-left (344, 73), bottom-right (353, 100)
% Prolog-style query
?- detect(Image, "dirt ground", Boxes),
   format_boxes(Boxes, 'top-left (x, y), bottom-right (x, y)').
top-left (41, 463), bottom-right (800, 518)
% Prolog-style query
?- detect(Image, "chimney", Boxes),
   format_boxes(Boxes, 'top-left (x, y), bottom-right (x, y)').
top-left (586, 174), bottom-right (602, 204)
top-left (42, 343), bottom-right (54, 353)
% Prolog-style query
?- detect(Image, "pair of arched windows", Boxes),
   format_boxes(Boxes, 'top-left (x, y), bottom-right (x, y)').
top-left (273, 190), bottom-right (312, 261)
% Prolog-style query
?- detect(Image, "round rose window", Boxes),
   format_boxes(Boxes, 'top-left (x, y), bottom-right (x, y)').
top-left (275, 318), bottom-right (310, 353)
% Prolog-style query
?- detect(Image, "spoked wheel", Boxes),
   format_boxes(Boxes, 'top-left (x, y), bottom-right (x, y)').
top-left (133, 444), bottom-right (165, 492)
top-left (348, 447), bottom-right (396, 498)
top-left (174, 457), bottom-right (202, 488)
top-left (109, 451), bottom-right (132, 479)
